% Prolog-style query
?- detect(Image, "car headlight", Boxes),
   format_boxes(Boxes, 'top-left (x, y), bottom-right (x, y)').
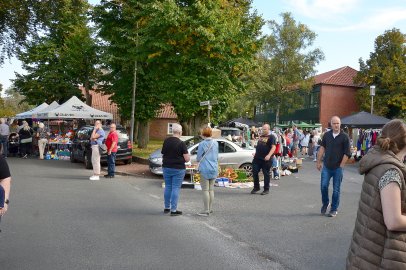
top-left (151, 157), bottom-right (162, 163)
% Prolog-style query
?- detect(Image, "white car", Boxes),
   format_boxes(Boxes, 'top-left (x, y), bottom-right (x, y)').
top-left (149, 136), bottom-right (254, 176)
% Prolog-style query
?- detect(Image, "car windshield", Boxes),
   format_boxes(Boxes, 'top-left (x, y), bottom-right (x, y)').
top-left (183, 136), bottom-right (203, 149)
top-left (221, 129), bottom-right (241, 137)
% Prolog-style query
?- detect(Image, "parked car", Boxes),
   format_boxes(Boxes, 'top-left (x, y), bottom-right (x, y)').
top-left (149, 136), bottom-right (254, 176)
top-left (70, 125), bottom-right (133, 169)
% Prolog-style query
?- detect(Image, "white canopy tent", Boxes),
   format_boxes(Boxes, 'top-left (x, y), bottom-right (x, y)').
top-left (32, 101), bottom-right (60, 118)
top-left (15, 102), bottom-right (49, 119)
top-left (37, 96), bottom-right (113, 119)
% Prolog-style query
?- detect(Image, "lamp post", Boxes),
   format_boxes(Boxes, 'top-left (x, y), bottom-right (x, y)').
top-left (370, 85), bottom-right (375, 114)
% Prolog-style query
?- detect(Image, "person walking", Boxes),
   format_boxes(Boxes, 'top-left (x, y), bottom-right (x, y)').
top-left (0, 118), bottom-right (10, 158)
top-left (36, 122), bottom-right (50, 160)
top-left (18, 121), bottom-right (33, 159)
top-left (251, 124), bottom-right (276, 195)
top-left (300, 130), bottom-right (310, 156)
top-left (104, 123), bottom-right (119, 178)
top-left (89, 120), bottom-right (105, 181)
top-left (312, 130), bottom-right (321, 162)
top-left (196, 127), bottom-right (219, 217)
top-left (346, 119), bottom-right (406, 270)
top-left (0, 145), bottom-right (11, 218)
top-left (162, 123), bottom-right (190, 216)
top-left (316, 116), bottom-right (351, 217)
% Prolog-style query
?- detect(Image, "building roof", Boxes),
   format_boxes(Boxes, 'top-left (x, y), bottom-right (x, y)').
top-left (156, 104), bottom-right (178, 119)
top-left (79, 87), bottom-right (120, 121)
top-left (314, 66), bottom-right (362, 87)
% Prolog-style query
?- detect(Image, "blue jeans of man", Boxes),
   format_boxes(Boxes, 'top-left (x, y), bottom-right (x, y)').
top-left (252, 159), bottom-right (271, 190)
top-left (163, 167), bottom-right (186, 211)
top-left (0, 135), bottom-right (8, 157)
top-left (107, 152), bottom-right (117, 176)
top-left (271, 156), bottom-right (279, 178)
top-left (321, 166), bottom-right (343, 211)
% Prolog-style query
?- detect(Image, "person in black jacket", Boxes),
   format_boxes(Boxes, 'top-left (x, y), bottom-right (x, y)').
top-left (316, 116), bottom-right (351, 217)
top-left (18, 121), bottom-right (33, 158)
top-left (0, 145), bottom-right (11, 217)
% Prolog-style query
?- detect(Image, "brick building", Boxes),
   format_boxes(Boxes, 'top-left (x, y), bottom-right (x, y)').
top-left (254, 66), bottom-right (363, 129)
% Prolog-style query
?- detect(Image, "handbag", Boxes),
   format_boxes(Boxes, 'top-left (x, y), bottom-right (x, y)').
top-left (99, 143), bottom-right (108, 154)
top-left (196, 140), bottom-right (215, 172)
top-left (20, 137), bottom-right (33, 143)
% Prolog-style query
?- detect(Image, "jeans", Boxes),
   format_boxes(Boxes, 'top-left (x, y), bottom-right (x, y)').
top-left (0, 135), bottom-right (8, 157)
top-left (320, 166), bottom-right (343, 211)
top-left (252, 159), bottom-right (271, 190)
top-left (163, 167), bottom-right (186, 212)
top-left (271, 156), bottom-right (279, 178)
top-left (107, 152), bottom-right (117, 176)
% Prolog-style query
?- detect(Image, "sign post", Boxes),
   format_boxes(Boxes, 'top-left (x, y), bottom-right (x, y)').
top-left (199, 100), bottom-right (218, 127)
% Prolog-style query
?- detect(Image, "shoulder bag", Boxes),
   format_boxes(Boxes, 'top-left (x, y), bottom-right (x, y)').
top-left (196, 140), bottom-right (215, 172)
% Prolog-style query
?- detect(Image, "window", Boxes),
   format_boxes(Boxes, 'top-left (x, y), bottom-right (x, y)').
top-left (218, 141), bottom-right (236, 153)
top-left (167, 123), bottom-right (176, 135)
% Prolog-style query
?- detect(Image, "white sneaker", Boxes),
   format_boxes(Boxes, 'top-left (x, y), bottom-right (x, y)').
top-left (89, 175), bottom-right (100, 181)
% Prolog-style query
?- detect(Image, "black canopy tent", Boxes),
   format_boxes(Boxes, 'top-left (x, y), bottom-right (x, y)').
top-left (341, 111), bottom-right (390, 129)
top-left (222, 117), bottom-right (261, 128)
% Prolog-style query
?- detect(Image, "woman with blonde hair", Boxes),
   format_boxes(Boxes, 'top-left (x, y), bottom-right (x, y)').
top-left (196, 127), bottom-right (219, 216)
top-left (347, 119), bottom-right (406, 269)
top-left (36, 122), bottom-right (50, 159)
top-left (18, 121), bottom-right (33, 158)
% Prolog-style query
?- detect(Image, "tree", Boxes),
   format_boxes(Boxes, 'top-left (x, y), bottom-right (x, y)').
top-left (249, 12), bottom-right (324, 124)
top-left (13, 0), bottom-right (100, 105)
top-left (0, 1), bottom-right (68, 65)
top-left (138, 0), bottom-right (264, 133)
top-left (0, 85), bottom-right (33, 117)
top-left (355, 28), bottom-right (406, 119)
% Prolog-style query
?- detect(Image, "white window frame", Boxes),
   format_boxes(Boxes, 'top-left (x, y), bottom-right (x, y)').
top-left (167, 123), bottom-right (176, 135)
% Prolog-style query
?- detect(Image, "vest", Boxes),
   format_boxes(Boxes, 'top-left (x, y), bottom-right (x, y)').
top-left (346, 146), bottom-right (406, 270)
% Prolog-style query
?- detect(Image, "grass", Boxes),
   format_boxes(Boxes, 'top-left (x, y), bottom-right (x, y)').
top-left (132, 139), bottom-right (164, 159)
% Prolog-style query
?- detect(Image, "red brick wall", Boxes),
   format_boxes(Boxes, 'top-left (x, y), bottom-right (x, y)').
top-left (149, 119), bottom-right (179, 140)
top-left (319, 85), bottom-right (360, 129)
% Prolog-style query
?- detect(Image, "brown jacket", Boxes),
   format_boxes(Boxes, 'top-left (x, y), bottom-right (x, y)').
top-left (346, 146), bottom-right (406, 270)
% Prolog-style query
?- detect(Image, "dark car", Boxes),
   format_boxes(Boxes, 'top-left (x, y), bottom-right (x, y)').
top-left (70, 125), bottom-right (133, 169)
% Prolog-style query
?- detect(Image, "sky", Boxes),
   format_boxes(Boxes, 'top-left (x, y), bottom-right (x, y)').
top-left (1, 0), bottom-right (406, 93)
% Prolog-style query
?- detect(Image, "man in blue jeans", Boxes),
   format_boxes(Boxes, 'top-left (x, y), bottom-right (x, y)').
top-left (317, 116), bottom-right (351, 217)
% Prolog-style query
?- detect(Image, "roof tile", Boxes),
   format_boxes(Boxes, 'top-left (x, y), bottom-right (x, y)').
top-left (314, 66), bottom-right (362, 87)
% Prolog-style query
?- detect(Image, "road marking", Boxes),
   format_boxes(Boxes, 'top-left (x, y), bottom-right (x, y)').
top-left (202, 222), bottom-right (233, 239)
top-left (133, 186), bottom-right (141, 191)
top-left (148, 194), bottom-right (160, 200)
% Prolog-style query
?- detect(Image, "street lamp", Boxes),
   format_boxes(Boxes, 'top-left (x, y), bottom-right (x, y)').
top-left (370, 85), bottom-right (375, 114)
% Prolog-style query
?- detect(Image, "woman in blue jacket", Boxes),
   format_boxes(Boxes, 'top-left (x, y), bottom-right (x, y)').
top-left (196, 127), bottom-right (219, 217)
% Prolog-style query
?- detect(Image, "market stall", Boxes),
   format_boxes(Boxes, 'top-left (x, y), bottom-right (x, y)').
top-left (341, 111), bottom-right (390, 160)
top-left (15, 102), bottom-right (49, 119)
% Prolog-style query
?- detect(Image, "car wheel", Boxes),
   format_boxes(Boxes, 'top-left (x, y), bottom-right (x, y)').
top-left (84, 152), bottom-right (93, 169)
top-left (239, 163), bottom-right (253, 177)
top-left (124, 158), bottom-right (132, 165)
top-left (70, 151), bottom-right (77, 163)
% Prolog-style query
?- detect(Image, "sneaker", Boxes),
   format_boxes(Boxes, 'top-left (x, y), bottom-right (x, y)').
top-left (170, 210), bottom-right (182, 216)
top-left (197, 212), bottom-right (210, 217)
top-left (89, 175), bottom-right (100, 181)
top-left (320, 203), bottom-right (330, 215)
top-left (22, 154), bottom-right (28, 159)
top-left (327, 211), bottom-right (338, 217)
top-left (261, 190), bottom-right (269, 195)
top-left (163, 209), bottom-right (170, 214)
top-left (274, 175), bottom-right (280, 180)
top-left (251, 188), bottom-right (260, 194)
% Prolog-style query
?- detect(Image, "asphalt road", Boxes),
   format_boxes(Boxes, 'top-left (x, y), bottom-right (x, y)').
top-left (0, 157), bottom-right (364, 270)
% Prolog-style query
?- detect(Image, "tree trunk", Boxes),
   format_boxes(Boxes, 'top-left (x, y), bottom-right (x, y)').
top-left (133, 121), bottom-right (139, 145)
top-left (137, 120), bottom-right (149, 149)
top-left (275, 104), bottom-right (280, 125)
top-left (180, 121), bottom-right (190, 136)
top-left (84, 80), bottom-right (92, 106)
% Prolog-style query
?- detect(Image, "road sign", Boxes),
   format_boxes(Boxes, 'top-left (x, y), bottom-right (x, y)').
top-left (209, 100), bottom-right (219, 105)
top-left (200, 101), bottom-right (209, 106)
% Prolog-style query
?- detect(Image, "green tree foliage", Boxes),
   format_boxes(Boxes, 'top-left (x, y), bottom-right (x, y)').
top-left (0, 85), bottom-right (33, 117)
top-left (0, 0), bottom-right (67, 64)
top-left (13, 0), bottom-right (99, 105)
top-left (355, 28), bottom-right (406, 119)
top-left (247, 12), bottom-right (324, 124)
top-left (139, 0), bottom-right (264, 132)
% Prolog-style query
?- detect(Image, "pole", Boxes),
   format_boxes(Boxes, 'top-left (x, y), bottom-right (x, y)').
top-left (371, 95), bottom-right (374, 114)
top-left (208, 104), bottom-right (212, 127)
top-left (130, 22), bottom-right (138, 143)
